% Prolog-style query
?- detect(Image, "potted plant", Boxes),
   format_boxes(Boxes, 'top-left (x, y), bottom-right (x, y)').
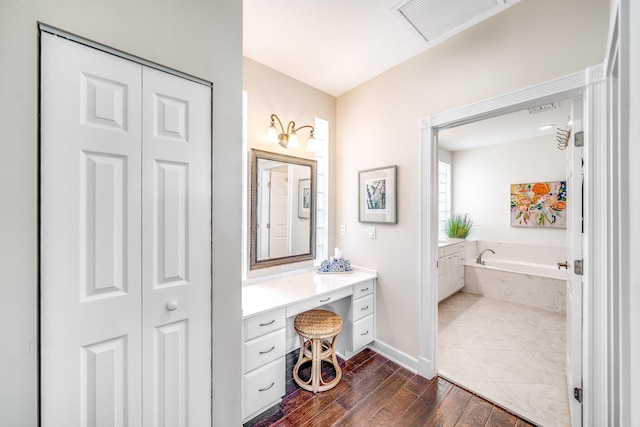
top-left (443, 213), bottom-right (474, 239)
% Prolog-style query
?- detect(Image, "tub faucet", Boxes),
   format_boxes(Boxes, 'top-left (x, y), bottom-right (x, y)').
top-left (476, 249), bottom-right (495, 265)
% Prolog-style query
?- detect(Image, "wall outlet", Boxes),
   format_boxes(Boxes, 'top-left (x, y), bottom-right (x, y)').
top-left (340, 225), bottom-right (346, 236)
top-left (368, 226), bottom-right (376, 239)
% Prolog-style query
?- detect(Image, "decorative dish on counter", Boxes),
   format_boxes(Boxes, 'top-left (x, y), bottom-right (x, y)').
top-left (317, 247), bottom-right (353, 274)
top-left (317, 257), bottom-right (353, 274)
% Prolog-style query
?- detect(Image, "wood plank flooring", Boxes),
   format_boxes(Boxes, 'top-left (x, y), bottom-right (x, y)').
top-left (244, 349), bottom-right (536, 427)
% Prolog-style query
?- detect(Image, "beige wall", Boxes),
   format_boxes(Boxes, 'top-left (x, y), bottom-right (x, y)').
top-left (243, 57), bottom-right (337, 278)
top-left (335, 0), bottom-right (609, 357)
top-left (0, 1), bottom-right (243, 425)
top-left (452, 135), bottom-right (567, 246)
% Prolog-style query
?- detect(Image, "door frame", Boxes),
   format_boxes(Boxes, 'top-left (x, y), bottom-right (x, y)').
top-left (418, 64), bottom-right (607, 419)
top-left (603, 0), bottom-right (639, 424)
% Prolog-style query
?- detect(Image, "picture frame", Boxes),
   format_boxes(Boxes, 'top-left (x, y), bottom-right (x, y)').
top-left (510, 181), bottom-right (567, 228)
top-left (298, 178), bottom-right (311, 218)
top-left (358, 165), bottom-right (397, 224)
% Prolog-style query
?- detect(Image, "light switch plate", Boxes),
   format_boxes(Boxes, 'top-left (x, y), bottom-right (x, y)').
top-left (340, 225), bottom-right (346, 236)
top-left (368, 226), bottom-right (376, 239)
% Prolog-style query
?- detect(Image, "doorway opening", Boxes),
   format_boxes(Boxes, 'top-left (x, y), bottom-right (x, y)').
top-left (434, 97), bottom-right (578, 426)
top-left (418, 67), bottom-right (604, 427)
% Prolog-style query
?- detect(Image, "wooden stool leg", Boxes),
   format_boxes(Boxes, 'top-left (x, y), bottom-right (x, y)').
top-left (311, 338), bottom-right (322, 392)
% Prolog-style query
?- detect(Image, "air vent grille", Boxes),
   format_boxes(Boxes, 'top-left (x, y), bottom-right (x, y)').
top-left (397, 0), bottom-right (498, 43)
top-left (527, 102), bottom-right (560, 114)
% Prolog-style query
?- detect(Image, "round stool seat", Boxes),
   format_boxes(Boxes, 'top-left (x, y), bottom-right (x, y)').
top-left (293, 309), bottom-right (343, 393)
top-left (294, 309), bottom-right (343, 338)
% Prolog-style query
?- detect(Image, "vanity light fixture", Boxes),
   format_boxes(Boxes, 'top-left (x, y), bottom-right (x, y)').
top-left (266, 113), bottom-right (318, 152)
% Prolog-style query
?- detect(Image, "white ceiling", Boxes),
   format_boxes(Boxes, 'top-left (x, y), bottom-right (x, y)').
top-left (243, 0), bottom-right (567, 150)
top-left (243, 0), bottom-right (520, 97)
top-left (438, 99), bottom-right (573, 151)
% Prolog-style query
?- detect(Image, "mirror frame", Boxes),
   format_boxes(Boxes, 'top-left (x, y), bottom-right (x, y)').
top-left (250, 149), bottom-right (317, 270)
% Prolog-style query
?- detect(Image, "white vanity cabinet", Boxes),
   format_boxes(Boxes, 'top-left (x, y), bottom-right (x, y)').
top-left (242, 269), bottom-right (377, 422)
top-left (350, 280), bottom-right (375, 356)
top-left (438, 241), bottom-right (465, 302)
top-left (242, 308), bottom-right (286, 421)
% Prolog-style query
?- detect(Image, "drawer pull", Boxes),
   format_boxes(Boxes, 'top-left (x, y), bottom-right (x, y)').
top-left (319, 297), bottom-right (330, 302)
top-left (360, 330), bottom-right (369, 336)
top-left (259, 319), bottom-right (275, 326)
top-left (259, 346), bottom-right (275, 355)
top-left (360, 287), bottom-right (369, 292)
top-left (259, 382), bottom-right (275, 392)
top-left (361, 305), bottom-right (369, 310)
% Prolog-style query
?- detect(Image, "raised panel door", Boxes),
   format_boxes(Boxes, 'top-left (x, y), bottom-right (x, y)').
top-left (41, 33), bottom-right (212, 427)
top-left (41, 32), bottom-right (143, 426)
top-left (141, 67), bottom-right (212, 427)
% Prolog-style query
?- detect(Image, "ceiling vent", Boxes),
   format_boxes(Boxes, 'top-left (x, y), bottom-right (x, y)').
top-left (396, 0), bottom-right (502, 43)
top-left (527, 102), bottom-right (560, 114)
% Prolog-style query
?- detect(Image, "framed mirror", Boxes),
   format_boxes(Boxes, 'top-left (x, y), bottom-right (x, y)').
top-left (250, 149), bottom-right (317, 269)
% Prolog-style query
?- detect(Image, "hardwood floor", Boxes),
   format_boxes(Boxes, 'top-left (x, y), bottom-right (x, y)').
top-left (244, 349), bottom-right (536, 427)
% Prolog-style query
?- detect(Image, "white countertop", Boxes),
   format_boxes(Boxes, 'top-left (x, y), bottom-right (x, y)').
top-left (438, 238), bottom-right (466, 248)
top-left (242, 269), bottom-right (377, 318)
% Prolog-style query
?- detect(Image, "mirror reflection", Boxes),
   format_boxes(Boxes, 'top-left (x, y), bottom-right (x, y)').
top-left (250, 149), bottom-right (316, 269)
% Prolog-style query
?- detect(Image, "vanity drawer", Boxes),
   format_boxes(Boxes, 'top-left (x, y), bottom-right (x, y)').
top-left (445, 242), bottom-right (465, 255)
top-left (352, 294), bottom-right (374, 321)
top-left (244, 308), bottom-right (286, 341)
top-left (285, 287), bottom-right (352, 318)
top-left (352, 315), bottom-right (374, 351)
top-left (353, 280), bottom-right (374, 299)
top-left (244, 357), bottom-right (285, 419)
top-left (244, 328), bottom-right (286, 373)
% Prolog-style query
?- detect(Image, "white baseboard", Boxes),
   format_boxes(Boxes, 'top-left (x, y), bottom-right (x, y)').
top-left (369, 339), bottom-right (419, 374)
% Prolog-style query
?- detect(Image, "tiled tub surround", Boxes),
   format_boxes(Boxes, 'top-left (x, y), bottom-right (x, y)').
top-left (438, 292), bottom-right (570, 427)
top-left (463, 241), bottom-right (567, 314)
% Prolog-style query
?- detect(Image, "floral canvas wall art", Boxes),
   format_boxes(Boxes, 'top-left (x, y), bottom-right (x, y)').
top-left (510, 181), bottom-right (567, 228)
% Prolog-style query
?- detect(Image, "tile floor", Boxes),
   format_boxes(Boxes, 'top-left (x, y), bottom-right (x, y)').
top-left (438, 291), bottom-right (570, 427)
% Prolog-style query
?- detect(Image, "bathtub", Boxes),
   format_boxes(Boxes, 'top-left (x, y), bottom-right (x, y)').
top-left (463, 242), bottom-right (568, 314)
top-left (476, 258), bottom-right (568, 281)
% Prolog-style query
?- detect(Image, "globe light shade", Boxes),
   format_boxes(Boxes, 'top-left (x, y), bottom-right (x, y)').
top-left (287, 132), bottom-right (300, 149)
top-left (266, 125), bottom-right (278, 143)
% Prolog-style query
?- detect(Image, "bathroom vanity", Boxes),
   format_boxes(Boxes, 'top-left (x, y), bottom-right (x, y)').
top-left (241, 268), bottom-right (377, 422)
top-left (438, 239), bottom-right (465, 302)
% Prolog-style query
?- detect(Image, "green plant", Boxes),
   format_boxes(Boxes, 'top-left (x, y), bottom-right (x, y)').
top-left (443, 213), bottom-right (474, 239)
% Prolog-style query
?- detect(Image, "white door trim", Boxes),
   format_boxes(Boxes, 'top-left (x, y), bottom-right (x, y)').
top-left (419, 65), bottom-right (606, 423)
top-left (602, 0), bottom-right (639, 424)
top-left (39, 23), bottom-right (212, 88)
top-left (582, 67), bottom-right (608, 427)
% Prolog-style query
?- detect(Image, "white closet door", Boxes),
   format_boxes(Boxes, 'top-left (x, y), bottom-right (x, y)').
top-left (41, 33), bottom-right (212, 427)
top-left (141, 67), bottom-right (211, 427)
top-left (41, 32), bottom-right (143, 426)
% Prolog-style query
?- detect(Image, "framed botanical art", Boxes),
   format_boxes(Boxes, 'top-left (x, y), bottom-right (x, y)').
top-left (298, 178), bottom-right (311, 218)
top-left (358, 165), bottom-right (397, 224)
top-left (510, 181), bottom-right (567, 228)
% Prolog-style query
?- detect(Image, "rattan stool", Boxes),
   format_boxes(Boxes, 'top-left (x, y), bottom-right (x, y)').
top-left (293, 309), bottom-right (343, 393)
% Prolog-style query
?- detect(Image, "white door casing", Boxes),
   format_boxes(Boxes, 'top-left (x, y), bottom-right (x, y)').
top-left (40, 32), bottom-right (211, 426)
